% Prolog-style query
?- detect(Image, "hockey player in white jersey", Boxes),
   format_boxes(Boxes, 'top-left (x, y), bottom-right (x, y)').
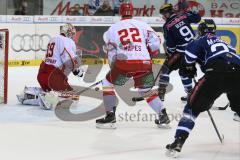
top-left (96, 1), bottom-right (170, 129)
top-left (17, 23), bottom-right (84, 109)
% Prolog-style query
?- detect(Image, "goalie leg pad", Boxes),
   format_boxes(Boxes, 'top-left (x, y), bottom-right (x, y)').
top-left (38, 92), bottom-right (60, 110)
top-left (17, 86), bottom-right (44, 106)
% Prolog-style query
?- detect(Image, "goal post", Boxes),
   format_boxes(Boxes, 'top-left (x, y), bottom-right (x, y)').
top-left (0, 29), bottom-right (8, 104)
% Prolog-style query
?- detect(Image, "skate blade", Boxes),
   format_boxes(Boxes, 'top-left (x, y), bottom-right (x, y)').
top-left (157, 124), bottom-right (171, 129)
top-left (96, 123), bottom-right (117, 129)
top-left (165, 149), bottom-right (180, 158)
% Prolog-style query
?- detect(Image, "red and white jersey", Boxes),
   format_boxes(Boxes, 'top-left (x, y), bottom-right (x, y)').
top-left (104, 18), bottom-right (160, 63)
top-left (44, 35), bottom-right (79, 75)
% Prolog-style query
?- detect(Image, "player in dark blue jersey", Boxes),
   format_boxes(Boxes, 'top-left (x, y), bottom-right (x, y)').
top-left (158, 3), bottom-right (201, 102)
top-left (166, 19), bottom-right (240, 157)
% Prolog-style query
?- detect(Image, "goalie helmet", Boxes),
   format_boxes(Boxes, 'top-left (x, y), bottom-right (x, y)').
top-left (60, 23), bottom-right (76, 40)
top-left (119, 2), bottom-right (134, 17)
top-left (198, 19), bottom-right (216, 36)
top-left (159, 3), bottom-right (174, 14)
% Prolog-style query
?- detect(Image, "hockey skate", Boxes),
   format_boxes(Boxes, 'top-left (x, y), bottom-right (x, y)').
top-left (165, 136), bottom-right (187, 158)
top-left (233, 112), bottom-right (240, 122)
top-left (96, 112), bottom-right (116, 129)
top-left (155, 108), bottom-right (171, 129)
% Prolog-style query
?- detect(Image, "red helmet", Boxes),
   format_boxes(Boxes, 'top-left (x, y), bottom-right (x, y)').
top-left (119, 2), bottom-right (134, 17)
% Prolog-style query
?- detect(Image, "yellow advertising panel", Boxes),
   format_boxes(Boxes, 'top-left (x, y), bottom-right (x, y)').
top-left (216, 27), bottom-right (240, 54)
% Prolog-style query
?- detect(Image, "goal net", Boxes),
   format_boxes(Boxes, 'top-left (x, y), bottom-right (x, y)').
top-left (0, 29), bottom-right (8, 104)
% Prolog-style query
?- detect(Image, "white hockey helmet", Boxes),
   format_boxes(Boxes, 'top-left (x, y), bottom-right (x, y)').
top-left (60, 23), bottom-right (76, 39)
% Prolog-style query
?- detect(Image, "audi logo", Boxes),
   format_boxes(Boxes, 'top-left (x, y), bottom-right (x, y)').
top-left (49, 17), bottom-right (58, 21)
top-left (11, 34), bottom-right (51, 52)
top-left (23, 17), bottom-right (31, 21)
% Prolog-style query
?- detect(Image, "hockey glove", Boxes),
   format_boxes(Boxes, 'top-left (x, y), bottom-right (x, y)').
top-left (72, 67), bottom-right (84, 77)
top-left (182, 64), bottom-right (197, 78)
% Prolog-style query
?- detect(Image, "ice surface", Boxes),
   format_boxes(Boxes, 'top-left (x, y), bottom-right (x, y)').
top-left (0, 65), bottom-right (239, 160)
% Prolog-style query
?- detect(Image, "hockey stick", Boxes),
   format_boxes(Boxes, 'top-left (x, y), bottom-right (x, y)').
top-left (57, 80), bottom-right (102, 98)
top-left (54, 80), bottom-right (102, 109)
top-left (193, 78), bottom-right (224, 143)
top-left (207, 110), bottom-right (224, 143)
top-left (132, 64), bottom-right (164, 102)
top-left (75, 80), bottom-right (102, 95)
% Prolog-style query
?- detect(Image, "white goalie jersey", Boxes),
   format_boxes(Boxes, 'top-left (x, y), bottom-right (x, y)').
top-left (44, 35), bottom-right (80, 76)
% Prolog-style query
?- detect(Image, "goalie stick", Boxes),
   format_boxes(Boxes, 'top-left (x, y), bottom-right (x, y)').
top-left (53, 80), bottom-right (102, 108)
top-left (57, 80), bottom-right (102, 98)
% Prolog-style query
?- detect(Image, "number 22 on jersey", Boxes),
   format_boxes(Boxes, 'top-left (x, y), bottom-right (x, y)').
top-left (118, 28), bottom-right (142, 46)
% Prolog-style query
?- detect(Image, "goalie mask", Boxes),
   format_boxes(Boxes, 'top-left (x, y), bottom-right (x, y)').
top-left (60, 23), bottom-right (76, 40)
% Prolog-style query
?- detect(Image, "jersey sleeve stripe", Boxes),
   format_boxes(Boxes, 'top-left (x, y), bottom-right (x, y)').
top-left (185, 50), bottom-right (197, 59)
top-left (177, 43), bottom-right (188, 47)
top-left (167, 47), bottom-right (176, 50)
top-left (176, 48), bottom-right (185, 53)
top-left (206, 50), bottom-right (230, 63)
top-left (228, 45), bottom-right (236, 51)
top-left (185, 56), bottom-right (195, 64)
top-left (229, 52), bottom-right (240, 59)
top-left (64, 48), bottom-right (75, 69)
